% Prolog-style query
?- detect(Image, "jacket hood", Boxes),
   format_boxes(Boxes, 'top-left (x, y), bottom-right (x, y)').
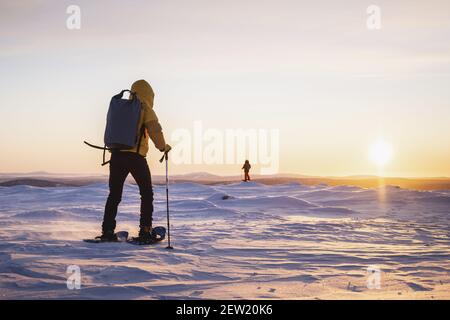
top-left (131, 79), bottom-right (154, 109)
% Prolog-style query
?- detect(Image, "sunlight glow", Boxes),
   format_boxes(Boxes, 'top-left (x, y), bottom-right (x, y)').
top-left (370, 140), bottom-right (393, 167)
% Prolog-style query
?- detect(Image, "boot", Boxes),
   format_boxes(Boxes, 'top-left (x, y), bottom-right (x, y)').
top-left (96, 230), bottom-right (118, 242)
top-left (138, 226), bottom-right (155, 244)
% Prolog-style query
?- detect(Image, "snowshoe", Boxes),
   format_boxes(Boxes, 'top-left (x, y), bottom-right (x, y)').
top-left (83, 231), bottom-right (128, 243)
top-left (127, 226), bottom-right (166, 245)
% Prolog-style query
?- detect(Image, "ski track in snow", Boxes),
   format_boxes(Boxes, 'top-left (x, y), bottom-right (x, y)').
top-left (0, 182), bottom-right (449, 299)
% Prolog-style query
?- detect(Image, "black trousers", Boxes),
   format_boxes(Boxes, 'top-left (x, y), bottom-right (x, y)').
top-left (102, 152), bottom-right (153, 233)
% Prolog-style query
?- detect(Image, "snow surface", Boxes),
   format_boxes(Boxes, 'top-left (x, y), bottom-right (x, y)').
top-left (0, 182), bottom-right (449, 299)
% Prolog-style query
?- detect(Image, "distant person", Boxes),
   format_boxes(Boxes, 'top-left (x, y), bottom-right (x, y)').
top-left (99, 79), bottom-right (171, 243)
top-left (242, 160), bottom-right (251, 182)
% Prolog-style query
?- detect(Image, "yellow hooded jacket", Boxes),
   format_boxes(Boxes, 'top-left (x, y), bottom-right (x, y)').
top-left (122, 80), bottom-right (166, 157)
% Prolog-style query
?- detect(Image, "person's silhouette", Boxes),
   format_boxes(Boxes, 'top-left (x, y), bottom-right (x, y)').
top-left (242, 160), bottom-right (251, 182)
top-left (100, 79), bottom-right (171, 243)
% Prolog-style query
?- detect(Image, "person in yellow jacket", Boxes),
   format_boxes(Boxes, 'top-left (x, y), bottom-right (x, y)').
top-left (99, 79), bottom-right (171, 242)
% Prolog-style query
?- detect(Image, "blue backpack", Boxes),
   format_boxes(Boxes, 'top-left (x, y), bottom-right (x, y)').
top-left (84, 90), bottom-right (145, 165)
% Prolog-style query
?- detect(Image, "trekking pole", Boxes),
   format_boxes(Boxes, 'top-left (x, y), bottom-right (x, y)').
top-left (159, 151), bottom-right (173, 250)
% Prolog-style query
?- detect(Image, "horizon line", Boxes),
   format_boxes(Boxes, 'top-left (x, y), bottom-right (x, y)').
top-left (0, 171), bottom-right (449, 180)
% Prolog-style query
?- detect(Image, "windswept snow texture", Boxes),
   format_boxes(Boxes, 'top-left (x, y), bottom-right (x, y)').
top-left (0, 182), bottom-right (449, 299)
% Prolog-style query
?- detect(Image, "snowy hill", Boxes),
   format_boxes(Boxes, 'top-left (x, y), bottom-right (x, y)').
top-left (0, 182), bottom-right (449, 299)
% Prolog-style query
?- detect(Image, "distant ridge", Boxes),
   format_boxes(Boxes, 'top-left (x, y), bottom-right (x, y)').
top-left (0, 179), bottom-right (77, 187)
top-left (1, 172), bottom-right (449, 190)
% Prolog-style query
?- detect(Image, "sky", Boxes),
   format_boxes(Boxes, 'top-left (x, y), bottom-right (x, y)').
top-left (0, 0), bottom-right (449, 177)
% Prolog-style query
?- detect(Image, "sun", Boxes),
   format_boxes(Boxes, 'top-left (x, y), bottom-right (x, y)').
top-left (370, 140), bottom-right (393, 167)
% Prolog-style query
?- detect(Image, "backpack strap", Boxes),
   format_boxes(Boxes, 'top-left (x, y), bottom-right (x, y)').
top-left (102, 144), bottom-right (110, 166)
top-left (114, 89), bottom-right (137, 100)
top-left (83, 141), bottom-right (115, 166)
top-left (135, 125), bottom-right (146, 156)
top-left (84, 141), bottom-right (108, 150)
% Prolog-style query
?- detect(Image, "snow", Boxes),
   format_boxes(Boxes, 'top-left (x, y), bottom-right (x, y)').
top-left (0, 181), bottom-right (449, 299)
